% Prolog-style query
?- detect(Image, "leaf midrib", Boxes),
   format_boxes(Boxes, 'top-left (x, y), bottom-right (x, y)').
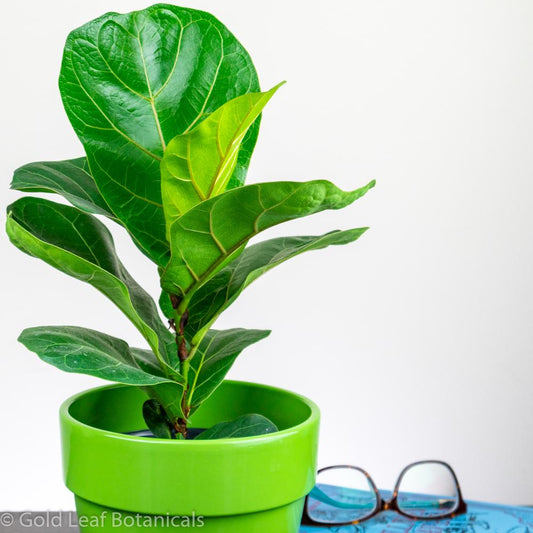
top-left (69, 45), bottom-right (163, 162)
top-left (173, 184), bottom-right (306, 299)
top-left (206, 94), bottom-right (268, 198)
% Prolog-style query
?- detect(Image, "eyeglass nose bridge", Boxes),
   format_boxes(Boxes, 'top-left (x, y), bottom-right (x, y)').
top-left (380, 487), bottom-right (401, 512)
top-left (382, 497), bottom-right (394, 511)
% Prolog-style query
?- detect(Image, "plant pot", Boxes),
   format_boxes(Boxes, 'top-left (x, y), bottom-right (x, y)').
top-left (60, 380), bottom-right (320, 532)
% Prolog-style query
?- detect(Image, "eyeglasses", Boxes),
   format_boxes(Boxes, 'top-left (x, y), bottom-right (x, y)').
top-left (301, 460), bottom-right (467, 526)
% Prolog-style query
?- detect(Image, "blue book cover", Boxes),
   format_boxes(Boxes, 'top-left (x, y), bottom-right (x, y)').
top-left (300, 500), bottom-right (533, 533)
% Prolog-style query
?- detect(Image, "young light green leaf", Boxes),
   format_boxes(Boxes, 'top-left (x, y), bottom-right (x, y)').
top-left (195, 414), bottom-right (278, 440)
top-left (187, 328), bottom-right (271, 412)
top-left (142, 399), bottom-right (174, 439)
top-left (161, 84), bottom-right (283, 232)
top-left (59, 5), bottom-right (261, 266)
top-left (6, 197), bottom-right (177, 372)
top-left (10, 158), bottom-right (117, 221)
top-left (186, 229), bottom-right (369, 337)
top-left (161, 180), bottom-right (375, 299)
top-left (18, 326), bottom-right (172, 386)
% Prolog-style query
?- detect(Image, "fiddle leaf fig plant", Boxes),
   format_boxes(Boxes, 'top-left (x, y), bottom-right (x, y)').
top-left (6, 4), bottom-right (375, 440)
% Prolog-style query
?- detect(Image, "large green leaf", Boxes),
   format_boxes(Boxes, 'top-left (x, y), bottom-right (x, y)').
top-left (187, 328), bottom-right (271, 412)
top-left (18, 325), bottom-right (184, 419)
top-left (59, 4), bottom-right (261, 266)
top-left (10, 157), bottom-right (117, 220)
top-left (18, 326), bottom-right (171, 385)
top-left (6, 197), bottom-right (177, 373)
top-left (195, 414), bottom-right (278, 440)
top-left (186, 229), bottom-right (369, 337)
top-left (161, 84), bottom-right (282, 233)
top-left (161, 180), bottom-right (375, 299)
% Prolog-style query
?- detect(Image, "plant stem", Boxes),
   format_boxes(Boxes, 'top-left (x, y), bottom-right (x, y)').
top-left (170, 295), bottom-right (193, 435)
top-left (174, 417), bottom-right (188, 439)
top-left (185, 330), bottom-right (210, 408)
top-left (181, 358), bottom-right (190, 383)
top-left (169, 294), bottom-right (211, 432)
top-left (176, 294), bottom-right (191, 316)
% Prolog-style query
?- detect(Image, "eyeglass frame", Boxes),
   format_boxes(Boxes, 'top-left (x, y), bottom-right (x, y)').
top-left (301, 460), bottom-right (468, 527)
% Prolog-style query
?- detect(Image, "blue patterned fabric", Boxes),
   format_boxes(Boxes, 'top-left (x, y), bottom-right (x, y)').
top-left (300, 499), bottom-right (533, 533)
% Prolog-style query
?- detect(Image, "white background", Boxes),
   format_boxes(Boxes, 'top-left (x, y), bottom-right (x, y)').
top-left (1, 0), bottom-right (532, 510)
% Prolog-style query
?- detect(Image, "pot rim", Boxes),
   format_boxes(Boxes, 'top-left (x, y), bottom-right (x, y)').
top-left (60, 379), bottom-right (320, 445)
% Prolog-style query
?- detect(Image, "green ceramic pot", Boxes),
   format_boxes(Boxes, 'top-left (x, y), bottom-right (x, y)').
top-left (60, 380), bottom-right (320, 532)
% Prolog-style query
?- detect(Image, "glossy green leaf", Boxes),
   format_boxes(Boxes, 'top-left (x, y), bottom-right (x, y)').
top-left (162, 179), bottom-right (375, 298)
top-left (158, 291), bottom-right (174, 320)
top-left (195, 413), bottom-right (278, 440)
top-left (187, 328), bottom-right (271, 411)
top-left (186, 229), bottom-right (369, 337)
top-left (161, 84), bottom-right (282, 232)
top-left (142, 381), bottom-right (185, 422)
top-left (6, 197), bottom-right (176, 372)
top-left (142, 399), bottom-right (174, 439)
top-left (59, 4), bottom-right (260, 266)
top-left (18, 326), bottom-right (171, 386)
top-left (10, 157), bottom-right (117, 221)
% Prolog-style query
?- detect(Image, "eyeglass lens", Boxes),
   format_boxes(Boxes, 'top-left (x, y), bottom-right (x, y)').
top-left (397, 462), bottom-right (459, 518)
top-left (306, 467), bottom-right (378, 524)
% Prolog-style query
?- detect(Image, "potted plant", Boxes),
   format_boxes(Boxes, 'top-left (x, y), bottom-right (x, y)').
top-left (6, 4), bottom-right (374, 532)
